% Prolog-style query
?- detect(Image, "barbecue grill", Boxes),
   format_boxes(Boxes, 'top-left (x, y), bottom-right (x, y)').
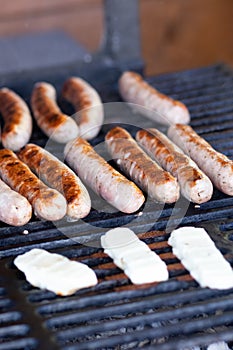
top-left (1, 1), bottom-right (233, 349)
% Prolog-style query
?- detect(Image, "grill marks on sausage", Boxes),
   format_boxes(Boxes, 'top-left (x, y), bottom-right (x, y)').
top-left (18, 144), bottom-right (91, 219)
top-left (124, 72), bottom-right (183, 107)
top-left (118, 71), bottom-right (190, 125)
top-left (0, 93), bottom-right (23, 120)
top-left (31, 82), bottom-right (79, 143)
top-left (136, 128), bottom-right (213, 203)
top-left (107, 128), bottom-right (171, 186)
top-left (64, 137), bottom-right (145, 213)
top-left (0, 149), bottom-right (45, 202)
top-left (62, 77), bottom-right (104, 140)
top-left (31, 84), bottom-right (67, 129)
top-left (0, 88), bottom-right (33, 151)
top-left (19, 147), bottom-right (78, 200)
top-left (178, 124), bottom-right (230, 168)
top-left (105, 127), bottom-right (180, 203)
top-left (168, 124), bottom-right (233, 196)
top-left (63, 78), bottom-right (91, 115)
top-left (0, 149), bottom-right (67, 221)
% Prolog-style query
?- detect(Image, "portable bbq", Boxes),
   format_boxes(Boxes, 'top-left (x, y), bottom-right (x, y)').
top-left (0, 1), bottom-right (233, 349)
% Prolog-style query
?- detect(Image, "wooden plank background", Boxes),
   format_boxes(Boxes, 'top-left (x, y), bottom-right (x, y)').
top-left (0, 0), bottom-right (232, 76)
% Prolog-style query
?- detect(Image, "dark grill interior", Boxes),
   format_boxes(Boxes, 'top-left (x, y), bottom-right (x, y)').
top-left (0, 63), bottom-right (233, 349)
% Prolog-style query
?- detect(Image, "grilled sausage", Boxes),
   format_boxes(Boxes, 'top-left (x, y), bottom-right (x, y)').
top-left (0, 149), bottom-right (67, 221)
top-left (18, 144), bottom-right (91, 220)
top-left (105, 127), bottom-right (180, 203)
top-left (136, 128), bottom-right (213, 203)
top-left (168, 124), bottom-right (233, 196)
top-left (119, 71), bottom-right (190, 126)
top-left (31, 82), bottom-right (79, 143)
top-left (0, 179), bottom-right (32, 226)
top-left (0, 88), bottom-right (32, 151)
top-left (62, 77), bottom-right (104, 140)
top-left (64, 137), bottom-right (145, 213)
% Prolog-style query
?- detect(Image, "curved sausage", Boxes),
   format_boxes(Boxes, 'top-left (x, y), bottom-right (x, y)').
top-left (136, 128), bottom-right (213, 203)
top-left (119, 71), bottom-right (190, 126)
top-left (62, 77), bottom-right (104, 140)
top-left (0, 179), bottom-right (32, 226)
top-left (31, 82), bottom-right (79, 143)
top-left (18, 144), bottom-right (91, 220)
top-left (168, 124), bottom-right (233, 196)
top-left (0, 149), bottom-right (67, 221)
top-left (64, 137), bottom-right (145, 213)
top-left (0, 88), bottom-right (32, 151)
top-left (105, 127), bottom-right (180, 203)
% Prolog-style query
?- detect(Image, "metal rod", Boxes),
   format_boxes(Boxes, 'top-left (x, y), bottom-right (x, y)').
top-left (101, 0), bottom-right (142, 63)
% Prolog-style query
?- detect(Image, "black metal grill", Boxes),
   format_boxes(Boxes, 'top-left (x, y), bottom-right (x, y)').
top-left (0, 63), bottom-right (233, 349)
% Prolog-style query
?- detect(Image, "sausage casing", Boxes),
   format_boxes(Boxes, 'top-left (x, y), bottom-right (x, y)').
top-left (0, 88), bottom-right (32, 151)
top-left (168, 124), bottom-right (233, 196)
top-left (136, 128), bottom-right (213, 203)
top-left (62, 77), bottom-right (104, 140)
top-left (105, 127), bottom-right (180, 203)
top-left (0, 149), bottom-right (67, 221)
top-left (31, 82), bottom-right (79, 143)
top-left (64, 137), bottom-right (145, 213)
top-left (18, 144), bottom-right (91, 220)
top-left (0, 179), bottom-right (32, 226)
top-left (119, 71), bottom-right (190, 126)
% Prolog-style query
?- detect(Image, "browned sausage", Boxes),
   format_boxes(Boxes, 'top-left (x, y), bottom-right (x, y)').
top-left (168, 124), bottom-right (233, 196)
top-left (62, 77), bottom-right (104, 140)
top-left (0, 88), bottom-right (32, 151)
top-left (0, 149), bottom-right (67, 221)
top-left (105, 127), bottom-right (180, 203)
top-left (18, 144), bottom-right (91, 220)
top-left (136, 128), bottom-right (213, 203)
top-left (64, 137), bottom-right (145, 213)
top-left (119, 71), bottom-right (190, 125)
top-left (0, 179), bottom-right (32, 226)
top-left (31, 82), bottom-right (79, 143)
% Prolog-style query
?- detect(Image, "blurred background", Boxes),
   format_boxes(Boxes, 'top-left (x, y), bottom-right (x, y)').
top-left (0, 0), bottom-right (232, 76)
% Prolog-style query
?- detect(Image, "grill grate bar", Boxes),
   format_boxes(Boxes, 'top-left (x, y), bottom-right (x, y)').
top-left (0, 63), bottom-right (233, 349)
top-left (0, 299), bottom-right (12, 311)
top-left (0, 324), bottom-right (29, 338)
top-left (171, 83), bottom-right (233, 101)
top-left (0, 338), bottom-right (37, 350)
top-left (188, 97), bottom-right (233, 112)
top-left (156, 75), bottom-right (233, 97)
top-left (60, 311), bottom-right (233, 349)
top-left (182, 90), bottom-right (233, 105)
top-left (53, 294), bottom-right (233, 336)
top-left (144, 330), bottom-right (233, 350)
top-left (1, 199), bottom-right (233, 258)
top-left (35, 280), bottom-right (190, 309)
top-left (0, 312), bottom-right (22, 325)
top-left (202, 129), bottom-right (233, 142)
top-left (190, 121), bottom-right (233, 135)
top-left (190, 113), bottom-right (233, 126)
top-left (147, 64), bottom-right (228, 84)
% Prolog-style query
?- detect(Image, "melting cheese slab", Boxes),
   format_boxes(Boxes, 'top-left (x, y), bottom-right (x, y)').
top-left (168, 227), bottom-right (233, 290)
top-left (101, 228), bottom-right (168, 284)
top-left (14, 248), bottom-right (98, 296)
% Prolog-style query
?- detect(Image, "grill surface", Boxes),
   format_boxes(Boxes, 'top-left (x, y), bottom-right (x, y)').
top-left (0, 63), bottom-right (233, 349)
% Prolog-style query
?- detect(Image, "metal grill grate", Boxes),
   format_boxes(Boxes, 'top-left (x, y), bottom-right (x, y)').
top-left (0, 63), bottom-right (233, 349)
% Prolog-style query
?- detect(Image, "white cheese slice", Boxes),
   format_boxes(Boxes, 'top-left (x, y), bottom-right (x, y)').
top-left (207, 342), bottom-right (230, 350)
top-left (168, 226), bottom-right (233, 290)
top-left (101, 227), bottom-right (138, 249)
top-left (101, 228), bottom-right (169, 284)
top-left (14, 248), bottom-right (98, 296)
